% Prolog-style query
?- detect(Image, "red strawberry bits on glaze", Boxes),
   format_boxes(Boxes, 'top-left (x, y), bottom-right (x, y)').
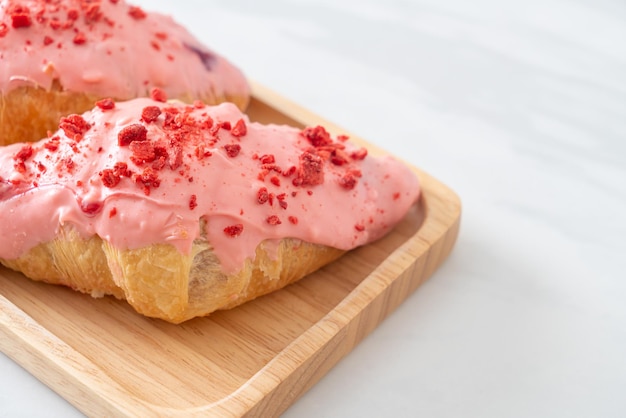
top-left (141, 106), bottom-right (162, 123)
top-left (224, 143), bottom-right (241, 158)
top-left (293, 151), bottom-right (324, 187)
top-left (224, 224), bottom-right (244, 237)
top-left (59, 114), bottom-right (91, 141)
top-left (231, 119), bottom-right (247, 137)
top-left (118, 124), bottom-right (148, 146)
top-left (96, 98), bottom-right (115, 110)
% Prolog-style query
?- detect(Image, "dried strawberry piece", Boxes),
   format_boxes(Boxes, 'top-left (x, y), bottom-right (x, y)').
top-left (113, 162), bottom-right (132, 178)
top-left (293, 151), bottom-right (324, 187)
top-left (43, 36), bottom-right (54, 46)
top-left (118, 124), bottom-right (147, 146)
top-left (231, 119), bottom-right (247, 137)
top-left (44, 136), bottom-right (60, 151)
top-left (339, 170), bottom-right (361, 190)
top-left (132, 167), bottom-right (160, 195)
top-left (266, 215), bottom-right (282, 225)
top-left (224, 143), bottom-right (241, 158)
top-left (0, 23), bottom-right (8, 37)
top-left (73, 31), bottom-right (87, 45)
top-left (330, 149), bottom-right (349, 166)
top-left (189, 194), bottom-right (198, 210)
top-left (141, 106), bottom-right (162, 123)
top-left (96, 98), bottom-right (115, 110)
top-left (85, 3), bottom-right (102, 23)
top-left (14, 144), bottom-right (33, 162)
top-left (100, 168), bottom-right (121, 188)
top-left (302, 126), bottom-right (332, 147)
top-left (351, 148), bottom-right (368, 161)
top-left (9, 5), bottom-right (32, 28)
top-left (128, 6), bottom-right (147, 20)
top-left (288, 216), bottom-right (298, 225)
top-left (59, 115), bottom-right (91, 141)
top-left (129, 140), bottom-right (156, 165)
top-left (260, 154), bottom-right (275, 165)
top-left (224, 224), bottom-right (244, 237)
top-left (168, 137), bottom-right (183, 169)
top-left (257, 187), bottom-right (269, 204)
top-left (150, 87), bottom-right (167, 102)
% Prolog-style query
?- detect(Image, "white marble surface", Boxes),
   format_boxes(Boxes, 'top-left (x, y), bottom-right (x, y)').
top-left (2, 0), bottom-right (626, 417)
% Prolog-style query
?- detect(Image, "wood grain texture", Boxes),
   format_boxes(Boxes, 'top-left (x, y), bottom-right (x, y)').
top-left (0, 84), bottom-right (461, 417)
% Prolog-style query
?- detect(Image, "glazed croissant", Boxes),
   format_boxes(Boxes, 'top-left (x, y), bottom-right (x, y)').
top-left (0, 0), bottom-right (249, 145)
top-left (0, 98), bottom-right (419, 323)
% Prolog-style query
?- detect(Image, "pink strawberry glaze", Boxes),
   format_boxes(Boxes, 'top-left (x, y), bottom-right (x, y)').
top-left (0, 98), bottom-right (420, 274)
top-left (0, 0), bottom-right (249, 101)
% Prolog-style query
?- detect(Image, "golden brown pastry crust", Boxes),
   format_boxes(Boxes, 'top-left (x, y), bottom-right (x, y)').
top-left (0, 81), bottom-right (250, 146)
top-left (0, 224), bottom-right (344, 323)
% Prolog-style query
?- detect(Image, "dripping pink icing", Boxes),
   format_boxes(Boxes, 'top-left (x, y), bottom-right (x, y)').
top-left (0, 98), bottom-right (420, 274)
top-left (0, 0), bottom-right (249, 100)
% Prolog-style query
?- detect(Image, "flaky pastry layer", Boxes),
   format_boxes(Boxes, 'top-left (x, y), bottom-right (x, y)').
top-left (0, 224), bottom-right (344, 323)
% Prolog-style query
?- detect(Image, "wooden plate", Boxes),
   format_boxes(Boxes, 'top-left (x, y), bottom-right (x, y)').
top-left (0, 84), bottom-right (461, 417)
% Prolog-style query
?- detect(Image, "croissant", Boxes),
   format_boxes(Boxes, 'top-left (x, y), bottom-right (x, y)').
top-left (0, 98), bottom-right (420, 323)
top-left (0, 0), bottom-right (249, 145)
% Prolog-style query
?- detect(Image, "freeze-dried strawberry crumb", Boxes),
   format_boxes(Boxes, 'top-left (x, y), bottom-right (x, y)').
top-left (168, 138), bottom-right (183, 169)
top-left (293, 151), bottom-right (324, 187)
top-left (224, 224), bottom-right (244, 237)
top-left (100, 168), bottom-right (121, 188)
top-left (393, 192), bottom-right (401, 200)
top-left (339, 170), bottom-right (361, 190)
top-left (118, 124), bottom-right (147, 146)
top-left (302, 126), bottom-right (332, 147)
top-left (59, 115), bottom-right (91, 141)
top-left (128, 6), bottom-right (147, 20)
top-left (141, 106), bottom-right (162, 123)
top-left (0, 23), bottom-right (8, 37)
top-left (231, 119), bottom-right (247, 137)
top-left (96, 98), bottom-right (115, 110)
top-left (266, 215), bottom-right (281, 225)
top-left (130, 140), bottom-right (156, 165)
top-left (133, 167), bottom-right (160, 195)
top-left (355, 224), bottom-right (365, 232)
top-left (260, 154), bottom-right (275, 165)
top-left (14, 144), bottom-right (33, 162)
top-left (44, 137), bottom-right (60, 151)
top-left (257, 187), bottom-right (269, 204)
top-left (220, 121), bottom-right (231, 130)
top-left (288, 216), bottom-right (298, 225)
top-left (277, 193), bottom-right (288, 209)
top-left (330, 149), bottom-right (349, 166)
top-left (113, 162), bottom-right (132, 178)
top-left (351, 148), bottom-right (368, 160)
top-left (282, 166), bottom-right (296, 177)
top-left (73, 32), bottom-right (87, 45)
top-left (43, 36), bottom-right (54, 46)
top-left (189, 194), bottom-right (198, 210)
top-left (109, 207), bottom-right (118, 218)
top-left (150, 87), bottom-right (167, 102)
top-left (9, 4), bottom-right (32, 28)
top-left (224, 143), bottom-right (241, 158)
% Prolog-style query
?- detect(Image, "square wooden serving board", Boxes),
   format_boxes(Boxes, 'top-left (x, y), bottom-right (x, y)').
top-left (0, 84), bottom-right (461, 418)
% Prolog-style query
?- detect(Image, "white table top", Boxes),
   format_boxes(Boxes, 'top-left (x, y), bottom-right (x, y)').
top-left (2, 1), bottom-right (625, 417)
